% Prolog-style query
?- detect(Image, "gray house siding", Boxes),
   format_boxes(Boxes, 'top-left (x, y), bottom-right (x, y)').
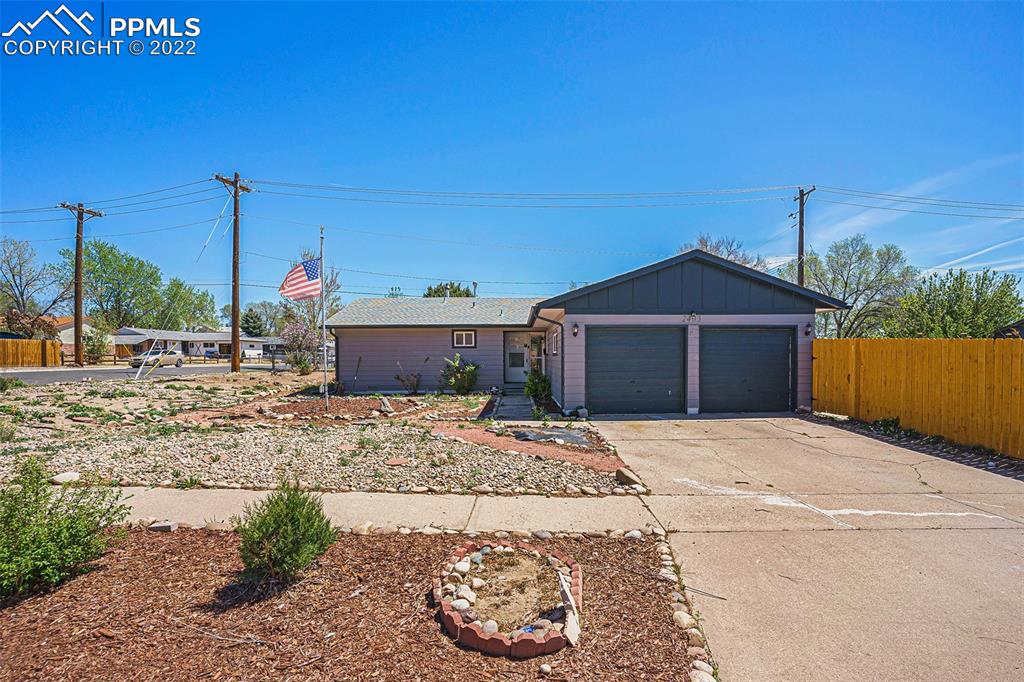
top-left (560, 313), bottom-right (815, 413)
top-left (539, 310), bottom-right (565, 408)
top-left (334, 327), bottom-right (506, 393)
top-left (559, 259), bottom-right (817, 315)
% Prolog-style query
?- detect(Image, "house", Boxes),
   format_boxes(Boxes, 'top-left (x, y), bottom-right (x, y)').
top-left (326, 249), bottom-right (847, 415)
top-left (993, 318), bottom-right (1024, 339)
top-left (42, 315), bottom-right (96, 356)
top-left (113, 328), bottom-right (279, 359)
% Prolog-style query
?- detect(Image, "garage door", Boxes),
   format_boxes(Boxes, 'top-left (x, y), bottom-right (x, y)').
top-left (586, 327), bottom-right (685, 414)
top-left (699, 328), bottom-right (793, 412)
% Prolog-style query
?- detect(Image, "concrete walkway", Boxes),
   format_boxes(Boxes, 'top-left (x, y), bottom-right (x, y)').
top-left (492, 394), bottom-right (537, 420)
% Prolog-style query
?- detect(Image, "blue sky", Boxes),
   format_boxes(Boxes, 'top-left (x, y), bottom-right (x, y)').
top-left (2, 1), bottom-right (1022, 310)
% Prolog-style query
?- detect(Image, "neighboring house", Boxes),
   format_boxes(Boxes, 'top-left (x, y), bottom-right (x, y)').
top-left (993, 318), bottom-right (1024, 339)
top-left (327, 249), bottom-right (847, 415)
top-left (113, 327), bottom-right (278, 358)
top-left (43, 315), bottom-right (96, 356)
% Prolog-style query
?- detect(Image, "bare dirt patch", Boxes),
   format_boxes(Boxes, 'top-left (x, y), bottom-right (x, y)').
top-left (472, 552), bottom-right (563, 631)
top-left (0, 531), bottom-right (692, 680)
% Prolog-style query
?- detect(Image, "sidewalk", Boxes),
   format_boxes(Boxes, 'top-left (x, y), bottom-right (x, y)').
top-left (121, 487), bottom-right (659, 532)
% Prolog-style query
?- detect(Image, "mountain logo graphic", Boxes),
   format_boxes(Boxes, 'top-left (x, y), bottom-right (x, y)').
top-left (3, 4), bottom-right (95, 37)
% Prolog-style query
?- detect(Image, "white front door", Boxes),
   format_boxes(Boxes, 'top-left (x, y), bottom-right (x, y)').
top-left (504, 333), bottom-right (532, 383)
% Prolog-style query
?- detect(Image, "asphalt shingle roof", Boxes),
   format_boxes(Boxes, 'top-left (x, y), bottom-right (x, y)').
top-left (326, 297), bottom-right (541, 327)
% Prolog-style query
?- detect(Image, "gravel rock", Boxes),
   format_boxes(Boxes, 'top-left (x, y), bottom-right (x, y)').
top-left (685, 628), bottom-right (705, 646)
top-left (624, 529), bottom-right (643, 539)
top-left (482, 620), bottom-right (499, 634)
top-left (450, 598), bottom-right (470, 612)
top-left (689, 671), bottom-right (716, 682)
top-left (673, 611), bottom-right (698, 630)
top-left (692, 660), bottom-right (714, 674)
top-left (50, 471), bottom-right (80, 484)
top-left (453, 560), bottom-right (471, 575)
top-left (539, 663), bottom-right (552, 675)
top-left (615, 467), bottom-right (643, 486)
top-left (532, 530), bottom-right (552, 540)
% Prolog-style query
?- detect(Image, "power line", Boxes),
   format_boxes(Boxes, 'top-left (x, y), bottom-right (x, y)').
top-left (249, 178), bottom-right (802, 199)
top-left (83, 186), bottom-right (223, 211)
top-left (23, 216), bottom-right (227, 243)
top-left (253, 188), bottom-right (790, 209)
top-left (243, 214), bottom-right (670, 257)
top-left (0, 215), bottom-right (71, 224)
top-left (814, 198), bottom-right (1024, 220)
top-left (245, 251), bottom-right (575, 285)
top-left (84, 179), bottom-right (213, 205)
top-left (817, 185), bottom-right (1024, 210)
top-left (0, 205), bottom-right (64, 215)
top-left (102, 194), bottom-right (228, 216)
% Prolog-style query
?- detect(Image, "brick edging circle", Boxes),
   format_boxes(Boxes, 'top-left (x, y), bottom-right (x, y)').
top-left (431, 540), bottom-right (581, 658)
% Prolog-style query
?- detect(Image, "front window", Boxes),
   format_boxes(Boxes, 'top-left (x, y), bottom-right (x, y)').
top-left (551, 330), bottom-right (559, 356)
top-left (452, 329), bottom-right (476, 348)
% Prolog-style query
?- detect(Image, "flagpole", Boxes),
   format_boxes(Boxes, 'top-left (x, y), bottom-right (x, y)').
top-left (320, 225), bottom-right (329, 411)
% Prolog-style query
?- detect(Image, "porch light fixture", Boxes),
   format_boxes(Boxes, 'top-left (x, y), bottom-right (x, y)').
top-left (688, 311), bottom-right (698, 322)
top-left (572, 323), bottom-right (579, 337)
top-left (804, 322), bottom-right (812, 336)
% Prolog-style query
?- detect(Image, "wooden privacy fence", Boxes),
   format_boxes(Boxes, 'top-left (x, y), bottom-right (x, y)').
top-left (0, 339), bottom-right (62, 368)
top-left (813, 339), bottom-right (1023, 459)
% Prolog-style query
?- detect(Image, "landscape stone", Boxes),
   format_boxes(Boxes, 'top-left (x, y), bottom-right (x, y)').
top-left (453, 560), bottom-right (471, 575)
top-left (482, 620), bottom-right (499, 634)
top-left (692, 660), bottom-right (714, 674)
top-left (147, 520), bottom-right (178, 532)
top-left (450, 598), bottom-right (470, 612)
top-left (673, 611), bottom-right (698, 629)
top-left (50, 471), bottom-right (80, 484)
top-left (614, 467), bottom-right (643, 486)
top-left (532, 530), bottom-right (552, 540)
top-left (689, 671), bottom-right (716, 682)
top-left (624, 529), bottom-right (643, 539)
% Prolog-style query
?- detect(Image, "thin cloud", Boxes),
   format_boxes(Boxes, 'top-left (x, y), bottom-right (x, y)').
top-left (930, 235), bottom-right (1024, 270)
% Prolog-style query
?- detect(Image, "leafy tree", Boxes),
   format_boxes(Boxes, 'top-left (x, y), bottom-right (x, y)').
top-left (680, 233), bottom-right (767, 270)
top-left (280, 250), bottom-right (341, 331)
top-left (0, 238), bottom-right (72, 334)
top-left (218, 303), bottom-right (233, 327)
top-left (247, 300), bottom-right (286, 334)
top-left (82, 324), bottom-right (112, 364)
top-left (387, 286), bottom-right (403, 298)
top-left (882, 269), bottom-right (1023, 338)
top-left (60, 240), bottom-right (162, 330)
top-left (779, 234), bottom-right (918, 338)
top-left (424, 281), bottom-right (475, 297)
top-left (240, 307), bottom-right (269, 337)
top-left (159, 278), bottom-right (218, 332)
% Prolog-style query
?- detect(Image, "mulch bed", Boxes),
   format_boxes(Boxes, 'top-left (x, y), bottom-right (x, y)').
top-left (0, 531), bottom-right (691, 680)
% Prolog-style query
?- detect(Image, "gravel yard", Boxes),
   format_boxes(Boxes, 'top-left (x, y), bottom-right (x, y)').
top-left (2, 421), bottom-right (620, 494)
top-left (0, 531), bottom-right (695, 680)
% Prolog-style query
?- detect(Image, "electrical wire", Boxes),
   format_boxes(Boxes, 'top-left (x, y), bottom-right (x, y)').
top-left (253, 188), bottom-right (789, 209)
top-left (817, 186), bottom-right (1024, 210)
top-left (248, 178), bottom-right (802, 199)
top-left (813, 198), bottom-right (1024, 220)
top-left (84, 179), bottom-right (213, 205)
top-left (242, 214), bottom-right (670, 257)
top-left (102, 195), bottom-right (228, 216)
top-left (0, 205), bottom-right (63, 215)
top-left (23, 217), bottom-right (227, 243)
top-left (82, 186), bottom-right (223, 211)
top-left (0, 215), bottom-right (70, 224)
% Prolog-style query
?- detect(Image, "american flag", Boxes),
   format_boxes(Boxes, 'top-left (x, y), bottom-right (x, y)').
top-left (279, 258), bottom-right (322, 301)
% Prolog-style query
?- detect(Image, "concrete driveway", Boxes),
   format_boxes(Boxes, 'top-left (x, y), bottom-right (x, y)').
top-left (595, 416), bottom-right (1024, 681)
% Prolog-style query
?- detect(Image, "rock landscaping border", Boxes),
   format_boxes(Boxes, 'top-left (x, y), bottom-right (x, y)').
top-left (655, 534), bottom-right (719, 681)
top-left (432, 540), bottom-right (582, 659)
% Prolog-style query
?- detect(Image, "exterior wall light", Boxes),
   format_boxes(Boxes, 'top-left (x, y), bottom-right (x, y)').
top-left (804, 322), bottom-right (812, 336)
top-left (572, 323), bottom-right (579, 337)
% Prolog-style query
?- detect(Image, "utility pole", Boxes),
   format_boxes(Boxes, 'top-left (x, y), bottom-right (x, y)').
top-left (59, 202), bottom-right (103, 366)
top-left (213, 172), bottom-right (251, 372)
top-left (795, 186), bottom-right (816, 287)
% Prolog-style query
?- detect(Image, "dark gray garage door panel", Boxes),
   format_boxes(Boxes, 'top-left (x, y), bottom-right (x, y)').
top-left (586, 328), bottom-right (684, 414)
top-left (699, 328), bottom-right (793, 412)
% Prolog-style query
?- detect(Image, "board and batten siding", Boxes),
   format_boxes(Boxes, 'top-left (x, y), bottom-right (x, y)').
top-left (334, 328), bottom-right (505, 393)
top-left (560, 314), bottom-right (815, 413)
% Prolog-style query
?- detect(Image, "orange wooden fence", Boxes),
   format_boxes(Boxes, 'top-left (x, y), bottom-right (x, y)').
top-left (0, 339), bottom-right (61, 368)
top-left (813, 339), bottom-right (1023, 458)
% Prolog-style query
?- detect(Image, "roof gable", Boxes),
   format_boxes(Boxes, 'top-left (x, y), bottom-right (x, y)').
top-left (535, 249), bottom-right (846, 315)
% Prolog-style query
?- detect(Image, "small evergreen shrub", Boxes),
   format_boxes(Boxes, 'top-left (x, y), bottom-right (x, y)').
top-left (440, 354), bottom-right (479, 395)
top-left (524, 370), bottom-right (552, 402)
top-left (233, 481), bottom-right (336, 582)
top-left (0, 421), bottom-right (15, 443)
top-left (0, 458), bottom-right (129, 598)
top-left (288, 352), bottom-right (314, 375)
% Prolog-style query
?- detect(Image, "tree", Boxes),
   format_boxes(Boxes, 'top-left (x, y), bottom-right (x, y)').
top-left (60, 240), bottom-right (162, 330)
top-left (219, 303), bottom-right (233, 327)
top-left (280, 321), bottom-right (318, 375)
top-left (240, 307), bottom-right (269, 337)
top-left (0, 238), bottom-right (72, 335)
top-left (158, 278), bottom-right (218, 332)
top-left (82, 324), bottom-right (112, 364)
top-left (280, 250), bottom-right (341, 331)
top-left (387, 286), bottom-right (403, 298)
top-left (882, 269), bottom-right (1023, 338)
top-left (424, 281), bottom-right (475, 297)
top-left (247, 300), bottom-right (286, 334)
top-left (779, 234), bottom-right (918, 338)
top-left (680, 233), bottom-right (768, 270)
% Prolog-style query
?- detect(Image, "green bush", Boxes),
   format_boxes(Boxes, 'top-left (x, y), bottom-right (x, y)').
top-left (524, 370), bottom-right (552, 402)
top-left (233, 481), bottom-right (336, 582)
top-left (0, 377), bottom-right (26, 392)
top-left (0, 421), bottom-right (15, 443)
top-left (288, 352), bottom-right (314, 375)
top-left (0, 458), bottom-right (129, 598)
top-left (440, 354), bottom-right (479, 395)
